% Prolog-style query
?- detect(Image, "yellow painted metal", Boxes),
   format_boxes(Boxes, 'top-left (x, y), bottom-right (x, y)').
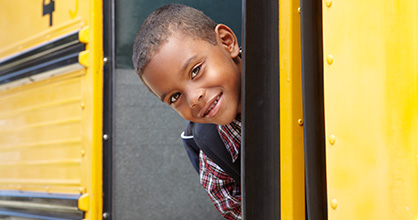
top-left (0, 70), bottom-right (85, 193)
top-left (0, 0), bottom-right (88, 60)
top-left (279, 0), bottom-right (305, 219)
top-left (79, 27), bottom-right (90, 44)
top-left (323, 0), bottom-right (418, 219)
top-left (79, 50), bottom-right (90, 67)
top-left (81, 0), bottom-right (104, 218)
top-left (0, 0), bottom-right (104, 219)
top-left (78, 193), bottom-right (90, 212)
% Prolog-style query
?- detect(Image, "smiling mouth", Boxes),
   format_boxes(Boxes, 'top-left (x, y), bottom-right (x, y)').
top-left (202, 92), bottom-right (222, 117)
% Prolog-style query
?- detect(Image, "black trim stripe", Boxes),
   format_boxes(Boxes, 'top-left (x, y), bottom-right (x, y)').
top-left (0, 32), bottom-right (85, 85)
top-left (241, 0), bottom-right (280, 218)
top-left (102, 0), bottom-right (115, 219)
top-left (0, 191), bottom-right (84, 220)
top-left (300, 0), bottom-right (328, 219)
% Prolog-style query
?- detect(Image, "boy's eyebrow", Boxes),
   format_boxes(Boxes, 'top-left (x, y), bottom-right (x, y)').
top-left (159, 55), bottom-right (198, 103)
top-left (181, 55), bottom-right (198, 74)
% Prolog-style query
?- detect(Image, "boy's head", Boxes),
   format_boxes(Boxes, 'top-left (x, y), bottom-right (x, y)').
top-left (133, 4), bottom-right (242, 125)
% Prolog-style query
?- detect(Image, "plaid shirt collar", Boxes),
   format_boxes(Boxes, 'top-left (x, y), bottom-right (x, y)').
top-left (217, 115), bottom-right (241, 162)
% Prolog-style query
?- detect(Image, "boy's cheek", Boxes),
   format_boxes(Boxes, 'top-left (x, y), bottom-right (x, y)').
top-left (172, 106), bottom-right (191, 120)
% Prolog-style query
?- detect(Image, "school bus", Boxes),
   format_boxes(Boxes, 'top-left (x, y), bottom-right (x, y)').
top-left (0, 0), bottom-right (103, 219)
top-left (0, 0), bottom-right (416, 219)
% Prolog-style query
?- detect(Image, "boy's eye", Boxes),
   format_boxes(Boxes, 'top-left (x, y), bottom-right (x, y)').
top-left (169, 92), bottom-right (181, 104)
top-left (191, 65), bottom-right (201, 79)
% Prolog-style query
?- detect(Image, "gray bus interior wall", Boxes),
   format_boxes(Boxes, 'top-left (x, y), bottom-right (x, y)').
top-left (113, 68), bottom-right (224, 219)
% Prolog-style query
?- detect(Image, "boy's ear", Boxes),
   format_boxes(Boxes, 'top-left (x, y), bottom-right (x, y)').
top-left (215, 24), bottom-right (240, 58)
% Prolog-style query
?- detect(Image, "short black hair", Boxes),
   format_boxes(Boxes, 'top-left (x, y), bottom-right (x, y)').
top-left (132, 4), bottom-right (217, 79)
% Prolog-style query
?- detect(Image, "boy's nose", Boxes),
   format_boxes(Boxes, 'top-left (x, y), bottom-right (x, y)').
top-left (188, 89), bottom-right (205, 108)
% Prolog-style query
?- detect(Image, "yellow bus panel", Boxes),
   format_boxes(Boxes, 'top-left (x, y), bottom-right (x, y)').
top-left (279, 0), bottom-right (305, 219)
top-left (0, 0), bottom-right (104, 219)
top-left (0, 0), bottom-right (89, 59)
top-left (323, 0), bottom-right (418, 219)
top-left (0, 70), bottom-right (85, 193)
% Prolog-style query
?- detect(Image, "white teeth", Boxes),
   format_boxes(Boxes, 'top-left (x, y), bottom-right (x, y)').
top-left (203, 94), bottom-right (221, 116)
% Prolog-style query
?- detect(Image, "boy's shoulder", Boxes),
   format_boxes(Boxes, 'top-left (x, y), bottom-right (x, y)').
top-left (181, 121), bottom-right (241, 181)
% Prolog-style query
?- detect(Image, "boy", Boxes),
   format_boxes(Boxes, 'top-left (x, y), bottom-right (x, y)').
top-left (132, 4), bottom-right (242, 219)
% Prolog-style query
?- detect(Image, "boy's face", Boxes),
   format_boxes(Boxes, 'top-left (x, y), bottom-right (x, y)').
top-left (142, 25), bottom-right (241, 125)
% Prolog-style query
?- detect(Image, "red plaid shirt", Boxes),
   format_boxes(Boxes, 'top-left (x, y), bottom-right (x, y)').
top-left (199, 116), bottom-right (241, 220)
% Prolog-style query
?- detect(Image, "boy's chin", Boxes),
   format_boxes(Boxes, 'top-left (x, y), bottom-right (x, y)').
top-left (202, 115), bottom-right (236, 125)
top-left (212, 111), bottom-right (240, 125)
top-left (214, 119), bottom-right (235, 126)
top-left (188, 117), bottom-right (231, 125)
top-left (188, 109), bottom-right (239, 125)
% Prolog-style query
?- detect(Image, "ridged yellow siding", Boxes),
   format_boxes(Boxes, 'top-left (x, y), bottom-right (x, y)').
top-left (323, 0), bottom-right (418, 219)
top-left (279, 0), bottom-right (305, 219)
top-left (0, 1), bottom-right (103, 219)
top-left (0, 0), bottom-right (88, 58)
top-left (0, 70), bottom-right (85, 193)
